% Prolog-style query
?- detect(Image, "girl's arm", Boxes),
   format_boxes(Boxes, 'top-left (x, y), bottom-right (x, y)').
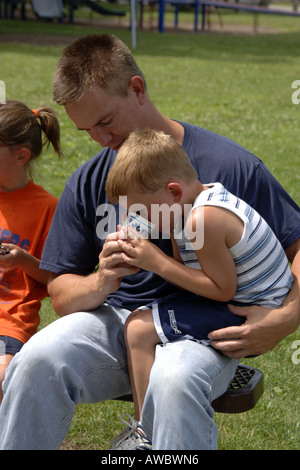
top-left (0, 243), bottom-right (50, 285)
top-left (118, 206), bottom-right (238, 302)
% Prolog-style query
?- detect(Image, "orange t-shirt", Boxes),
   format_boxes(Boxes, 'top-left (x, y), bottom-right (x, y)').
top-left (0, 181), bottom-right (58, 344)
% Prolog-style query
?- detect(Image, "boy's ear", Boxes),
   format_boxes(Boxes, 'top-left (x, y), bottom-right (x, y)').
top-left (15, 147), bottom-right (31, 166)
top-left (166, 182), bottom-right (183, 202)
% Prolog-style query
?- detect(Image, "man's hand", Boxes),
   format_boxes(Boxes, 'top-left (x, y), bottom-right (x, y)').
top-left (48, 229), bottom-right (140, 316)
top-left (209, 240), bottom-right (300, 358)
top-left (208, 302), bottom-right (297, 358)
top-left (98, 230), bottom-right (140, 296)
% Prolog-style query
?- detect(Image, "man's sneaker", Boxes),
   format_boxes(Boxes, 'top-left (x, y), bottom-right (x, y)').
top-left (109, 414), bottom-right (152, 450)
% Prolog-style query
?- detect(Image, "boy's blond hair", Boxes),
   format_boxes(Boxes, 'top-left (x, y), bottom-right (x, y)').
top-left (106, 129), bottom-right (198, 203)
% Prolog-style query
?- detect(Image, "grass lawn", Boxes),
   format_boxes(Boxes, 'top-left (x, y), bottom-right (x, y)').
top-left (0, 6), bottom-right (299, 450)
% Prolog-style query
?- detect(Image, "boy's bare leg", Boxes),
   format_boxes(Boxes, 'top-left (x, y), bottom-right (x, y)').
top-left (124, 309), bottom-right (160, 421)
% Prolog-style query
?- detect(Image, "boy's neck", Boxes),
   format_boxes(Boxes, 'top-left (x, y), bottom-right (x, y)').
top-left (183, 179), bottom-right (207, 206)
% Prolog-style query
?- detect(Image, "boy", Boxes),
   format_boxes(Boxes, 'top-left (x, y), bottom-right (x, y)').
top-left (106, 129), bottom-right (293, 444)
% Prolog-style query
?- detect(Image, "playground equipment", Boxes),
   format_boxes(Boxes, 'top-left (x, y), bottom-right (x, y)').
top-left (0, 0), bottom-right (126, 21)
top-left (69, 0), bottom-right (126, 22)
top-left (154, 0), bottom-right (300, 32)
top-left (31, 0), bottom-right (64, 20)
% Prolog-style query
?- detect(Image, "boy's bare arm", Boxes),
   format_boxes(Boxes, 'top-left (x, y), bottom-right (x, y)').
top-left (118, 207), bottom-right (238, 302)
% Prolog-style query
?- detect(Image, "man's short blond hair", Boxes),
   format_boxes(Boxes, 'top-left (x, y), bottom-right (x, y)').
top-left (106, 129), bottom-right (198, 203)
top-left (53, 33), bottom-right (146, 106)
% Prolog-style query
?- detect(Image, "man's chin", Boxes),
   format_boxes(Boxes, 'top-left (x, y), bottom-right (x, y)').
top-left (113, 142), bottom-right (125, 151)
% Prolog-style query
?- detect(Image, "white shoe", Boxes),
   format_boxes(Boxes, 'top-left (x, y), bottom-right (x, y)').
top-left (109, 414), bottom-right (152, 450)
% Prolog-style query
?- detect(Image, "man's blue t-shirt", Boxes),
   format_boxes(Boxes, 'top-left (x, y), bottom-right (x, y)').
top-left (40, 122), bottom-right (300, 310)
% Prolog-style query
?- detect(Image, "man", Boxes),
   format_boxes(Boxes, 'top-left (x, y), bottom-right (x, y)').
top-left (0, 34), bottom-right (299, 450)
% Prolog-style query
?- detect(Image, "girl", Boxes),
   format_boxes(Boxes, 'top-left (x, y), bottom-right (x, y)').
top-left (0, 100), bottom-right (62, 402)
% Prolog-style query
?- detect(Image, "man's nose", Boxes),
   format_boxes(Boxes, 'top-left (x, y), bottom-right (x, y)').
top-left (89, 127), bottom-right (113, 147)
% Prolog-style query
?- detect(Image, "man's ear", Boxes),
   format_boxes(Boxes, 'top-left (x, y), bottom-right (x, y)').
top-left (129, 76), bottom-right (147, 104)
top-left (15, 147), bottom-right (31, 166)
top-left (166, 182), bottom-right (183, 203)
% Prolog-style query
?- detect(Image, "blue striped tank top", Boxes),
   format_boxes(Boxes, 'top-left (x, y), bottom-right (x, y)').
top-left (175, 183), bottom-right (293, 307)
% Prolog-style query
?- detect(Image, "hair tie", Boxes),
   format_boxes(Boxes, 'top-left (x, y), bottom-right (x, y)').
top-left (32, 109), bottom-right (39, 118)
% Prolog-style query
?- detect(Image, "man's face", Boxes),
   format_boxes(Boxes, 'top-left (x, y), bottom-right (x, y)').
top-left (65, 82), bottom-right (146, 151)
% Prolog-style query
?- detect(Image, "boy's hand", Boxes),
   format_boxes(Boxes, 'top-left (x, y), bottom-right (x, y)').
top-left (118, 231), bottom-right (164, 273)
top-left (98, 229), bottom-right (140, 295)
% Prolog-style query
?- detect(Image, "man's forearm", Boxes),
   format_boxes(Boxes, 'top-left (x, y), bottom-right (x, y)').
top-left (285, 242), bottom-right (300, 333)
top-left (47, 234), bottom-right (140, 317)
top-left (48, 272), bottom-right (109, 316)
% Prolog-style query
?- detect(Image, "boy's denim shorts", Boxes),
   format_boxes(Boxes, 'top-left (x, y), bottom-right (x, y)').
top-left (0, 336), bottom-right (24, 356)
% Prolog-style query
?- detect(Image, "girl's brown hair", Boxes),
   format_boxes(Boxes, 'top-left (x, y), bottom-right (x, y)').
top-left (0, 100), bottom-right (62, 176)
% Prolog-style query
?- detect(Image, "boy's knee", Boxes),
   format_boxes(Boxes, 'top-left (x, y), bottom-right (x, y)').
top-left (125, 308), bottom-right (145, 327)
top-left (125, 309), bottom-right (143, 339)
top-left (124, 309), bottom-right (151, 347)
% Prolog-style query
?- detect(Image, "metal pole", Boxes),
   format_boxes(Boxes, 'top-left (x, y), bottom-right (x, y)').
top-left (131, 0), bottom-right (137, 49)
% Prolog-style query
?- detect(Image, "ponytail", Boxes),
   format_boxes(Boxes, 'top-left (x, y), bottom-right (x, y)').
top-left (31, 106), bottom-right (63, 158)
top-left (0, 100), bottom-right (62, 177)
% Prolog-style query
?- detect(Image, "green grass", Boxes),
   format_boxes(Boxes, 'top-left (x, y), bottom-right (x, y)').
top-left (0, 13), bottom-right (299, 450)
